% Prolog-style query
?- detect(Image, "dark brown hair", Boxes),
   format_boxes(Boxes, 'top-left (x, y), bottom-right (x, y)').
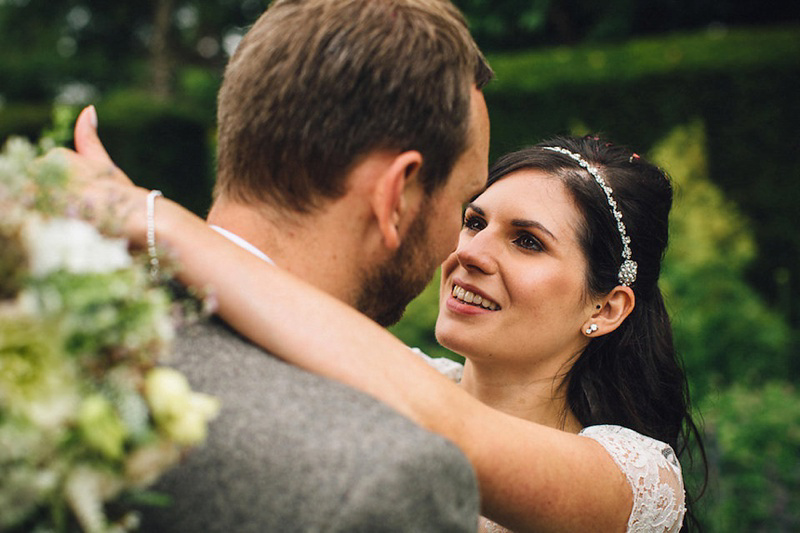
top-left (215, 0), bottom-right (492, 213)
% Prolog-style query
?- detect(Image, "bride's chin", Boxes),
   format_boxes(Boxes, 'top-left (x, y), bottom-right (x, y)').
top-left (434, 323), bottom-right (470, 356)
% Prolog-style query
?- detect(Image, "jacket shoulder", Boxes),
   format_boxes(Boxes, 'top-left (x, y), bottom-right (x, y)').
top-left (141, 319), bottom-right (479, 532)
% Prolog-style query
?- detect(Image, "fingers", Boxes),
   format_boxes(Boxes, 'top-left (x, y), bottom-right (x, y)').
top-left (74, 105), bottom-right (114, 165)
top-left (72, 105), bottom-right (135, 186)
top-left (32, 109), bottom-right (149, 242)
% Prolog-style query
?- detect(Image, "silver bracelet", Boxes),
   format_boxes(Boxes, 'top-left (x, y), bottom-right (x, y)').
top-left (146, 190), bottom-right (163, 280)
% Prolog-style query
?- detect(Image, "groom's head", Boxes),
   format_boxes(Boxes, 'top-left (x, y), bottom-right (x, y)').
top-left (213, 0), bottom-right (492, 324)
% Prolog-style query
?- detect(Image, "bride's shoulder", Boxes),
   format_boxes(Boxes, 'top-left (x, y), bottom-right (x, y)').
top-left (579, 424), bottom-right (682, 477)
top-left (580, 425), bottom-right (678, 461)
top-left (579, 425), bottom-right (686, 533)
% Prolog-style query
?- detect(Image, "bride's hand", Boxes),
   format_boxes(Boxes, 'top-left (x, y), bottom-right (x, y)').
top-left (45, 105), bottom-right (151, 247)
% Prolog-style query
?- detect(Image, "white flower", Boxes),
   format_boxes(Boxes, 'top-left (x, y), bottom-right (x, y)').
top-left (64, 466), bottom-right (123, 533)
top-left (26, 390), bottom-right (82, 432)
top-left (167, 394), bottom-right (220, 445)
top-left (0, 137), bottom-right (37, 192)
top-left (22, 216), bottom-right (132, 277)
top-left (145, 367), bottom-right (220, 446)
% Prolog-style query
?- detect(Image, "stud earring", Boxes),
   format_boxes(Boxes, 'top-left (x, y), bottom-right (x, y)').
top-left (585, 323), bottom-right (598, 335)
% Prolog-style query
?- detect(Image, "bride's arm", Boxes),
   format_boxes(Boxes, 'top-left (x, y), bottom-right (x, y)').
top-left (135, 195), bottom-right (634, 532)
top-left (66, 107), bottom-right (633, 533)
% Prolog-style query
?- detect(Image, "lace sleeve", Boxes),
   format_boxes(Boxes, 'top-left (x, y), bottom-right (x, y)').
top-left (409, 347), bottom-right (464, 383)
top-left (580, 425), bottom-right (686, 533)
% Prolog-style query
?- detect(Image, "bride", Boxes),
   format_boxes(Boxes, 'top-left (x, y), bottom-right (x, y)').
top-left (62, 107), bottom-right (704, 532)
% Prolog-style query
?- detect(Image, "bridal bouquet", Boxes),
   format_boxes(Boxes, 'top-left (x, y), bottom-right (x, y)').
top-left (0, 137), bottom-right (219, 532)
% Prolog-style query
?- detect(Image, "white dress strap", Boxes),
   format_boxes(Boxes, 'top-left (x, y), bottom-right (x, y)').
top-left (580, 425), bottom-right (686, 532)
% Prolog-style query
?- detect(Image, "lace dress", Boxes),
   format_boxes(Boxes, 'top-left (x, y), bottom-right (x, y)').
top-left (411, 350), bottom-right (686, 533)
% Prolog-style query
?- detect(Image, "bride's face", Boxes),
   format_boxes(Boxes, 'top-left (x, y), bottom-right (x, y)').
top-left (436, 170), bottom-right (595, 371)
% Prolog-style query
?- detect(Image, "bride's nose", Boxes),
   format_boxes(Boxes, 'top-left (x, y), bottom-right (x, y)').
top-left (455, 230), bottom-right (498, 275)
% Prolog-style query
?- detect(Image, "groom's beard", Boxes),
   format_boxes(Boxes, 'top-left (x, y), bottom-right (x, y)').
top-left (356, 207), bottom-right (436, 327)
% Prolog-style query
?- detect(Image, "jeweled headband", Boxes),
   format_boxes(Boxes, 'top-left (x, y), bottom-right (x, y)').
top-left (543, 146), bottom-right (638, 286)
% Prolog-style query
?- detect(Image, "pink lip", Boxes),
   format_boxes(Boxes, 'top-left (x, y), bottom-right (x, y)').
top-left (445, 297), bottom-right (494, 315)
top-left (444, 278), bottom-right (499, 315)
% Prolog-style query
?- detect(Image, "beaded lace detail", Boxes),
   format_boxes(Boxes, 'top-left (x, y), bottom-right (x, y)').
top-left (481, 517), bottom-right (511, 533)
top-left (579, 425), bottom-right (686, 533)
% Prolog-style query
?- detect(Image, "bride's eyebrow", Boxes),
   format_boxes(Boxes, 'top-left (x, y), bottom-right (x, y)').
top-left (510, 218), bottom-right (557, 242)
top-left (465, 203), bottom-right (557, 242)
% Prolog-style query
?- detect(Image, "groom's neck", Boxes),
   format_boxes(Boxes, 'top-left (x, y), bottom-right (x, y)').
top-left (206, 197), bottom-right (372, 310)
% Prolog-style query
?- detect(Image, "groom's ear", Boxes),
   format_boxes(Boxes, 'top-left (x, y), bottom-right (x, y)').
top-left (371, 150), bottom-right (424, 251)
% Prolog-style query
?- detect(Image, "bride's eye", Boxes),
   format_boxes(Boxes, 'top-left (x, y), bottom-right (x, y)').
top-left (462, 214), bottom-right (485, 232)
top-left (513, 232), bottom-right (543, 252)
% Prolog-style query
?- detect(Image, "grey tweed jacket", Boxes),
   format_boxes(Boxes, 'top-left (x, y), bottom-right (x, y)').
top-left (138, 318), bottom-right (480, 532)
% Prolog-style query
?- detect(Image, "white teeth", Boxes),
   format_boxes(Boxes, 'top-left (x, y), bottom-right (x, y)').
top-left (451, 284), bottom-right (498, 310)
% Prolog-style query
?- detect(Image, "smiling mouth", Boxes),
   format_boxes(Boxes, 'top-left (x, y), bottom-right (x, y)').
top-left (451, 284), bottom-right (500, 310)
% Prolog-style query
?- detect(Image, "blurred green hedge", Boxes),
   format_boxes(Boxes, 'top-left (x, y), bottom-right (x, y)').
top-left (697, 382), bottom-right (800, 531)
top-left (0, 65), bottom-right (220, 217)
top-left (93, 90), bottom-right (215, 217)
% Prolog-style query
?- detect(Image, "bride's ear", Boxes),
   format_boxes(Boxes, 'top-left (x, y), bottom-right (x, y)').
top-left (371, 150), bottom-right (423, 250)
top-left (583, 286), bottom-right (635, 337)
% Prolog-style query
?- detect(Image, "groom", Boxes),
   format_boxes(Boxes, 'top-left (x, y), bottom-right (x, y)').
top-left (76, 0), bottom-right (492, 530)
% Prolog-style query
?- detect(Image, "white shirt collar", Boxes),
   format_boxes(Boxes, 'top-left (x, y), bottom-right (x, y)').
top-left (210, 225), bottom-right (274, 265)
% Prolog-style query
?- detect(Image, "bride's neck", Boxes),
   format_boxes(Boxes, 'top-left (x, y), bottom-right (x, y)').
top-left (459, 360), bottom-right (582, 433)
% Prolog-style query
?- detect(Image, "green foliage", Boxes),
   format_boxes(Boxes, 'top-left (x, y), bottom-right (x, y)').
top-left (0, 0), bottom-right (266, 103)
top-left (455, 0), bottom-right (553, 48)
top-left (0, 104), bottom-right (53, 145)
top-left (93, 90), bottom-right (215, 217)
top-left (486, 26), bottom-right (800, 93)
top-left (39, 105), bottom-right (81, 148)
top-left (649, 122), bottom-right (797, 530)
top-left (177, 67), bottom-right (222, 118)
top-left (694, 382), bottom-right (800, 531)
top-left (454, 0), bottom-right (800, 51)
top-left (651, 121), bottom-right (791, 397)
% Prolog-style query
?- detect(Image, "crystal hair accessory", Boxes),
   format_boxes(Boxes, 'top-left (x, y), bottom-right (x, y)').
top-left (543, 146), bottom-right (638, 286)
